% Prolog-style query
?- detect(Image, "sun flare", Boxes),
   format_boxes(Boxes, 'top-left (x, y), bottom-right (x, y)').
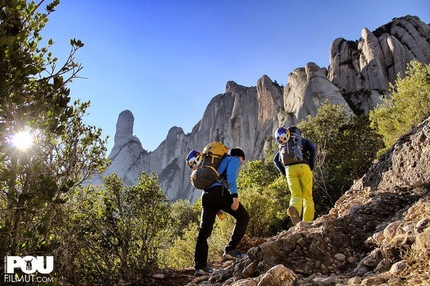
top-left (12, 131), bottom-right (33, 150)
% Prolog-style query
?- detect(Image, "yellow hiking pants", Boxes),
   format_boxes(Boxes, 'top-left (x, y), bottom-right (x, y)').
top-left (285, 163), bottom-right (314, 222)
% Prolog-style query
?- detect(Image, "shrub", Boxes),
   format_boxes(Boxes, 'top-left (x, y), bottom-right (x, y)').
top-left (370, 61), bottom-right (430, 151)
top-left (58, 173), bottom-right (171, 285)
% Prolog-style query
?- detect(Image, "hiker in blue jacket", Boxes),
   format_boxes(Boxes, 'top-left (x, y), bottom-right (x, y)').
top-left (188, 147), bottom-right (250, 276)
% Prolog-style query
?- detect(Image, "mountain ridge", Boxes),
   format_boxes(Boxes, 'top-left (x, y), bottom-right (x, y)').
top-left (89, 15), bottom-right (430, 204)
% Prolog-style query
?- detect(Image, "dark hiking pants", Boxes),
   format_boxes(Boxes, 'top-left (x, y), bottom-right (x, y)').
top-left (194, 185), bottom-right (250, 270)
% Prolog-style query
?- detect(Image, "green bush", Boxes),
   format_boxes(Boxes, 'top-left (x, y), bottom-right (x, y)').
top-left (239, 160), bottom-right (291, 236)
top-left (370, 60), bottom-right (430, 151)
top-left (168, 199), bottom-right (200, 238)
top-left (58, 173), bottom-right (171, 285)
top-left (160, 206), bottom-right (232, 268)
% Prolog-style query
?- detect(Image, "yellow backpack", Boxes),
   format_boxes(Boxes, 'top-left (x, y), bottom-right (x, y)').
top-left (190, 142), bottom-right (229, 190)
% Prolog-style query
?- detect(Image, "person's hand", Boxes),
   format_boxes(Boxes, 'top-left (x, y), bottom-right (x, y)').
top-left (231, 197), bottom-right (239, 211)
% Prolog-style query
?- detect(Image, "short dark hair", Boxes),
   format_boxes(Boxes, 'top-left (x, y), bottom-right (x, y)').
top-left (229, 148), bottom-right (245, 160)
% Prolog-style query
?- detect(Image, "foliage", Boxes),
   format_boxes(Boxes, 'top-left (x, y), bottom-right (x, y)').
top-left (239, 159), bottom-right (278, 188)
top-left (168, 199), bottom-right (200, 238)
top-left (299, 103), bottom-right (383, 215)
top-left (160, 200), bottom-right (232, 269)
top-left (239, 160), bottom-right (291, 236)
top-left (241, 186), bottom-right (281, 236)
top-left (370, 60), bottom-right (430, 151)
top-left (264, 175), bottom-right (292, 229)
top-left (57, 173), bottom-right (171, 285)
top-left (0, 0), bottom-right (108, 264)
top-left (160, 222), bottom-right (199, 268)
top-left (157, 199), bottom-right (200, 267)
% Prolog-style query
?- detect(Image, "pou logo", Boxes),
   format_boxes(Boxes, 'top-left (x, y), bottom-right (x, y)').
top-left (5, 256), bottom-right (54, 274)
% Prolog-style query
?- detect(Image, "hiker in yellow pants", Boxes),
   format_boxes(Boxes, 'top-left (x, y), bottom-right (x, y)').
top-left (285, 163), bottom-right (314, 223)
top-left (273, 127), bottom-right (317, 225)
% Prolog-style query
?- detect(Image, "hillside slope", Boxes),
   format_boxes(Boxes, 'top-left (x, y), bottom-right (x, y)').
top-left (172, 117), bottom-right (429, 285)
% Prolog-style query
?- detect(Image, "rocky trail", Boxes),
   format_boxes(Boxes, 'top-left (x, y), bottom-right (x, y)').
top-left (128, 117), bottom-right (430, 285)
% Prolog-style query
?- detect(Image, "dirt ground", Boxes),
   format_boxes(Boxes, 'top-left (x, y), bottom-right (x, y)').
top-left (125, 268), bottom-right (195, 286)
top-left (124, 237), bottom-right (270, 286)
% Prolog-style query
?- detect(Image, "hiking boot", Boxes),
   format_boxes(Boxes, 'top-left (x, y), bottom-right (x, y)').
top-left (288, 206), bottom-right (301, 226)
top-left (195, 266), bottom-right (214, 276)
top-left (223, 249), bottom-right (247, 260)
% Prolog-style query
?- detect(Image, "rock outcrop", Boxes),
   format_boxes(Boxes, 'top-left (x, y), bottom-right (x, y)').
top-left (283, 62), bottom-right (354, 125)
top-left (328, 15), bottom-right (430, 114)
top-left (188, 117), bottom-right (430, 285)
top-left (100, 78), bottom-right (285, 202)
top-left (91, 15), bottom-right (430, 203)
top-left (107, 110), bottom-right (149, 185)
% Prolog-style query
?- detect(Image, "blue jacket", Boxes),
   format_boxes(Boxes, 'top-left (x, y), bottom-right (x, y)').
top-left (208, 156), bottom-right (241, 197)
top-left (273, 138), bottom-right (316, 176)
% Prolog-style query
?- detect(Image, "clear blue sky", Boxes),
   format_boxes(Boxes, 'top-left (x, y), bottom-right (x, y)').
top-left (42, 0), bottom-right (429, 152)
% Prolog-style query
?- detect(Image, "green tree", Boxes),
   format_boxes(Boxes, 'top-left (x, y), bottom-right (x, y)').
top-left (370, 60), bottom-right (430, 151)
top-left (169, 199), bottom-right (199, 238)
top-left (60, 173), bottom-right (171, 285)
top-left (0, 0), bottom-right (108, 260)
top-left (239, 160), bottom-right (290, 236)
top-left (160, 198), bottom-right (230, 269)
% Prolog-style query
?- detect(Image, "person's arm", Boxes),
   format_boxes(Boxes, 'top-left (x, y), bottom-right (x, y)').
top-left (273, 151), bottom-right (286, 176)
top-left (222, 157), bottom-right (242, 211)
top-left (303, 139), bottom-right (317, 171)
top-left (225, 157), bottom-right (241, 197)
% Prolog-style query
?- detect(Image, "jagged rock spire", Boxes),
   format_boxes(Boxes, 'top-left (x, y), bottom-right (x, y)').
top-left (114, 109), bottom-right (134, 147)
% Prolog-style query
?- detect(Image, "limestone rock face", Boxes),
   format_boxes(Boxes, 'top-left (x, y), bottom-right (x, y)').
top-left (90, 77), bottom-right (285, 202)
top-left (136, 78), bottom-right (285, 202)
top-left (113, 110), bottom-right (134, 148)
top-left (352, 117), bottom-right (430, 191)
top-left (100, 71), bottom-right (356, 202)
top-left (91, 15), bottom-right (430, 204)
top-left (145, 126), bottom-right (190, 201)
top-left (328, 15), bottom-right (430, 114)
top-left (284, 62), bottom-right (354, 125)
